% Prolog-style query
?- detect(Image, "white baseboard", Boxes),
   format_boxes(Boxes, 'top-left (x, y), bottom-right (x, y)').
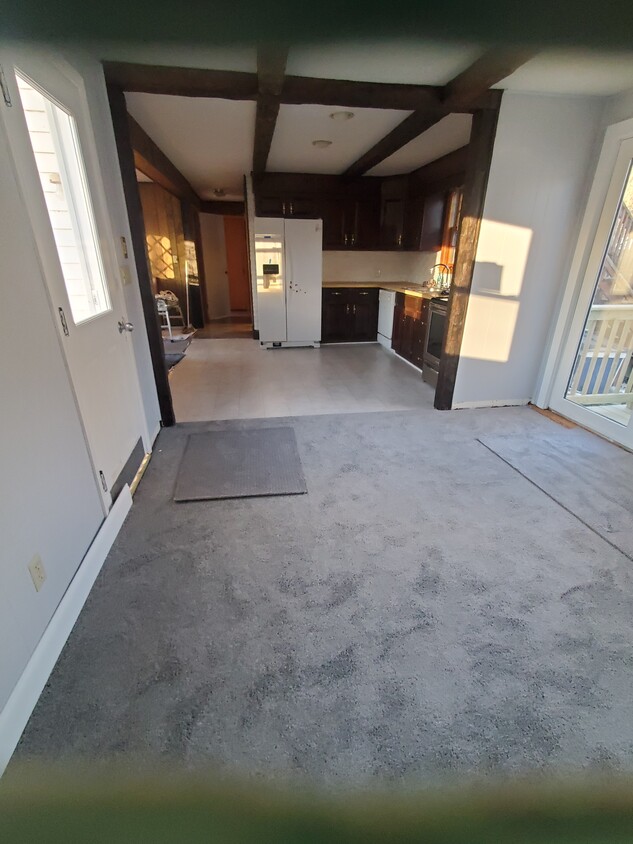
top-left (0, 485), bottom-right (132, 776)
top-left (451, 398), bottom-right (530, 409)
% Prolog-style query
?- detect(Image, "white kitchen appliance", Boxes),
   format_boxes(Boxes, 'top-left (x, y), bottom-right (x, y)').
top-left (254, 217), bottom-right (322, 347)
top-left (377, 289), bottom-right (396, 349)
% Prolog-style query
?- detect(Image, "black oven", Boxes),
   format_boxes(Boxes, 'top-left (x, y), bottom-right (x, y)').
top-left (423, 296), bottom-right (448, 386)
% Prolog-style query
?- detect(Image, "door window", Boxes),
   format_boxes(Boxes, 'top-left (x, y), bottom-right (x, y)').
top-left (16, 72), bottom-right (111, 324)
top-left (564, 162), bottom-right (633, 426)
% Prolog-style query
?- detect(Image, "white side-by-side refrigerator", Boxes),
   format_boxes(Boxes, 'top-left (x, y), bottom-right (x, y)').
top-left (254, 217), bottom-right (322, 347)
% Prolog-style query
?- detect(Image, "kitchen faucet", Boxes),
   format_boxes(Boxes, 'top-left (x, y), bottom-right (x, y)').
top-left (429, 263), bottom-right (451, 291)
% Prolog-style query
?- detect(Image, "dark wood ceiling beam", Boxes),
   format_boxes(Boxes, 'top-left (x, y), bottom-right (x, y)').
top-left (103, 60), bottom-right (495, 112)
top-left (344, 106), bottom-right (449, 178)
top-left (104, 61), bottom-right (258, 99)
top-left (281, 76), bottom-right (442, 111)
top-left (253, 45), bottom-right (289, 174)
top-left (128, 115), bottom-right (200, 207)
top-left (200, 200), bottom-right (245, 216)
top-left (442, 48), bottom-right (536, 109)
top-left (343, 50), bottom-right (534, 178)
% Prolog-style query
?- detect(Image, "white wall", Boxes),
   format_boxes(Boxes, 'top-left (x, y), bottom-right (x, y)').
top-left (200, 213), bottom-right (231, 319)
top-left (322, 250), bottom-right (437, 284)
top-left (452, 92), bottom-right (604, 408)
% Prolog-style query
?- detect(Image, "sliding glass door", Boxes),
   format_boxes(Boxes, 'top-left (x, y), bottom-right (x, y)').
top-left (551, 136), bottom-right (633, 449)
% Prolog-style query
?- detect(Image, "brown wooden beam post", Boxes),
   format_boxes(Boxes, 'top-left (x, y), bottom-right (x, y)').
top-left (253, 45), bottom-right (289, 175)
top-left (106, 84), bottom-right (175, 427)
top-left (434, 102), bottom-right (501, 411)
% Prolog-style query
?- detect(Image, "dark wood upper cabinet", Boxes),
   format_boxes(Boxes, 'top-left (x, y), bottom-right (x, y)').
top-left (379, 176), bottom-right (408, 249)
top-left (252, 158), bottom-right (465, 252)
top-left (419, 191), bottom-right (448, 252)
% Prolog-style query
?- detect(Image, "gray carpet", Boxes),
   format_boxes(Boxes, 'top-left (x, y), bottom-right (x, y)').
top-left (174, 427), bottom-right (307, 501)
top-left (13, 407), bottom-right (633, 788)
top-left (479, 428), bottom-right (633, 561)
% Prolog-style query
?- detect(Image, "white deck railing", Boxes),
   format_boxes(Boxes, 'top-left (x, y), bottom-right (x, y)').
top-left (568, 304), bottom-right (633, 407)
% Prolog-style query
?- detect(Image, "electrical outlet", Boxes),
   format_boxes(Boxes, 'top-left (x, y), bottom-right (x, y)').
top-left (28, 554), bottom-right (47, 592)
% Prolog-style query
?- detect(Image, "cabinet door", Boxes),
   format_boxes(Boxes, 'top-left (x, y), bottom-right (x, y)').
top-left (256, 194), bottom-right (285, 217)
top-left (380, 197), bottom-right (406, 249)
top-left (419, 192), bottom-right (447, 252)
top-left (411, 317), bottom-right (426, 368)
top-left (353, 197), bottom-right (380, 249)
top-left (351, 289), bottom-right (379, 340)
top-left (322, 196), bottom-right (346, 249)
top-left (286, 195), bottom-right (319, 218)
top-left (391, 297), bottom-right (405, 352)
top-left (403, 195), bottom-right (425, 251)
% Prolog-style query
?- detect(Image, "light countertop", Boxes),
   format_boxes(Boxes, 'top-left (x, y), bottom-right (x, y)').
top-left (322, 281), bottom-right (442, 300)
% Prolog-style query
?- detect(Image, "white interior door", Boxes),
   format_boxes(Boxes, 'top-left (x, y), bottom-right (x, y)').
top-left (0, 48), bottom-right (147, 503)
top-left (285, 218), bottom-right (322, 343)
top-left (550, 135), bottom-right (633, 449)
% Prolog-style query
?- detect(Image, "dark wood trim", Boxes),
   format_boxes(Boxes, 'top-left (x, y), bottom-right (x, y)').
top-left (106, 84), bottom-right (175, 427)
top-left (200, 200), bottom-right (245, 216)
top-left (343, 107), bottom-right (448, 179)
top-left (104, 61), bottom-right (258, 100)
top-left (434, 105), bottom-right (501, 411)
top-left (129, 115), bottom-right (200, 207)
top-left (442, 49), bottom-right (536, 109)
top-left (253, 46), bottom-right (289, 174)
top-left (103, 61), bottom-right (489, 113)
top-left (253, 94), bottom-right (281, 174)
top-left (343, 52), bottom-right (528, 178)
top-left (281, 75), bottom-right (443, 111)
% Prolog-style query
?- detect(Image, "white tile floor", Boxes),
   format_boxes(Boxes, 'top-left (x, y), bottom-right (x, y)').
top-left (169, 338), bottom-right (436, 422)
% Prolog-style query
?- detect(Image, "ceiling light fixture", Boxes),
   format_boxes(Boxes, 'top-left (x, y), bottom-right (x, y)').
top-left (213, 188), bottom-right (227, 197)
top-left (312, 139), bottom-right (333, 148)
top-left (329, 111), bottom-right (355, 121)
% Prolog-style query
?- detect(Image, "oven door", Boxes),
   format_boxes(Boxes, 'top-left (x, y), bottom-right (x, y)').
top-left (423, 302), bottom-right (447, 385)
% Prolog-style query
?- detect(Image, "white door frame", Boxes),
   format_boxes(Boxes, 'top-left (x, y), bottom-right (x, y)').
top-left (536, 115), bottom-right (633, 445)
top-left (1, 47), bottom-right (150, 506)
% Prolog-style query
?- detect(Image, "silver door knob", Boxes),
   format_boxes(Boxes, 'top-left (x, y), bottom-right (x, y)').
top-left (118, 320), bottom-right (134, 333)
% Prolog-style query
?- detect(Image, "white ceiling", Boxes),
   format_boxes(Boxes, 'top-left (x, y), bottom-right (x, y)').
top-left (126, 93), bottom-right (255, 199)
top-left (119, 43), bottom-right (633, 199)
top-left (286, 41), bottom-right (483, 85)
top-left (267, 104), bottom-right (412, 174)
top-left (368, 113), bottom-right (473, 176)
top-left (494, 49), bottom-right (633, 96)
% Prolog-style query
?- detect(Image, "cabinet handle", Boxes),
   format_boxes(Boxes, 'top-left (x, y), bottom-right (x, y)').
top-left (351, 233), bottom-right (356, 246)
top-left (346, 304), bottom-right (350, 314)
top-left (353, 304), bottom-right (356, 315)
top-left (282, 201), bottom-right (286, 215)
top-left (330, 291), bottom-right (342, 295)
top-left (344, 233), bottom-right (348, 246)
top-left (397, 233), bottom-right (403, 247)
top-left (290, 201), bottom-right (294, 215)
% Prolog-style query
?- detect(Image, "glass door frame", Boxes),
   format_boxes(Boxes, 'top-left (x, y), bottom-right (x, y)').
top-left (542, 119), bottom-right (633, 450)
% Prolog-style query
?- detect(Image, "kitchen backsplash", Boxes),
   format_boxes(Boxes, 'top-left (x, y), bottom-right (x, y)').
top-left (322, 250), bottom-right (439, 285)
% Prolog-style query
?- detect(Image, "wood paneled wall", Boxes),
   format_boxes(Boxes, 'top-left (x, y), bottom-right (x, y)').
top-left (138, 182), bottom-right (187, 309)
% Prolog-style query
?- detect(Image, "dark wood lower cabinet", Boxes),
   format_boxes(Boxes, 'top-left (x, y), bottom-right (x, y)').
top-left (391, 292), bottom-right (428, 369)
top-left (321, 288), bottom-right (379, 342)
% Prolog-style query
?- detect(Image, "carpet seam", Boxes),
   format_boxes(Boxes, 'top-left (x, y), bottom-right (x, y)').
top-left (476, 438), bottom-right (633, 564)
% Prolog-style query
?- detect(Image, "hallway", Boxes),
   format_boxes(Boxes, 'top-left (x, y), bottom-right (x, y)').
top-left (169, 339), bottom-right (436, 422)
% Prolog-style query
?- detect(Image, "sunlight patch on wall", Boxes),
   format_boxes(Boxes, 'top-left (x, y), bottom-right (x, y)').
top-left (460, 219), bottom-right (532, 363)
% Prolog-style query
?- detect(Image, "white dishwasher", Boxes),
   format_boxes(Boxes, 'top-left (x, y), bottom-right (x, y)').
top-left (377, 289), bottom-right (396, 349)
